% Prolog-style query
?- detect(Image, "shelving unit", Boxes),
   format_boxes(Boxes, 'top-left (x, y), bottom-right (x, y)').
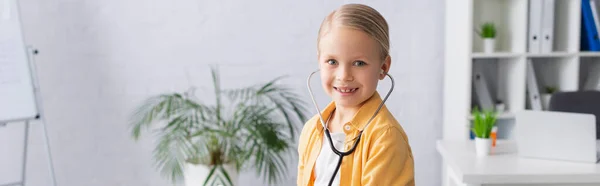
top-left (467, 112), bottom-right (515, 120)
top-left (471, 0), bottom-right (528, 53)
top-left (443, 0), bottom-right (600, 141)
top-left (579, 51), bottom-right (600, 57)
top-left (471, 52), bottom-right (524, 58)
top-left (527, 52), bottom-right (577, 57)
top-left (579, 55), bottom-right (600, 89)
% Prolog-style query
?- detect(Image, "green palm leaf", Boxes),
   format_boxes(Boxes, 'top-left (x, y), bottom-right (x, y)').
top-left (224, 77), bottom-right (309, 140)
top-left (129, 66), bottom-right (309, 185)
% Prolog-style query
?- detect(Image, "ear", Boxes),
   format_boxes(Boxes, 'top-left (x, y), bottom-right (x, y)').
top-left (379, 56), bottom-right (391, 80)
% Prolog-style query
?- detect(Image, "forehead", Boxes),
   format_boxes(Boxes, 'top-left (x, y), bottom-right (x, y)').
top-left (318, 26), bottom-right (380, 59)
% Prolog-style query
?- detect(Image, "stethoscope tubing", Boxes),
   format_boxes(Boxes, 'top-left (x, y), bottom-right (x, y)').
top-left (306, 69), bottom-right (395, 186)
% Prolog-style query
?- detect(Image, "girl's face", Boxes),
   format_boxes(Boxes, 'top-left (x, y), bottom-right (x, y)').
top-left (318, 25), bottom-right (390, 109)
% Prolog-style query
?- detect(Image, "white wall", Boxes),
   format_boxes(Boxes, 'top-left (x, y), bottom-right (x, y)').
top-left (0, 0), bottom-right (444, 185)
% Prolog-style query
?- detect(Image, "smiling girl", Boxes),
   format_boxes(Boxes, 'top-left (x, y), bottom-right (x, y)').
top-left (297, 3), bottom-right (415, 186)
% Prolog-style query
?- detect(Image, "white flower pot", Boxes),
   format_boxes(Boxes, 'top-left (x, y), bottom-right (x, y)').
top-left (185, 163), bottom-right (238, 186)
top-left (483, 38), bottom-right (496, 53)
top-left (475, 137), bottom-right (492, 157)
top-left (541, 93), bottom-right (552, 110)
top-left (495, 103), bottom-right (506, 113)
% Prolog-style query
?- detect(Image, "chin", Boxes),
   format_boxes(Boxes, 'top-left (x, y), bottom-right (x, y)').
top-left (333, 98), bottom-right (357, 105)
top-left (332, 94), bottom-right (365, 108)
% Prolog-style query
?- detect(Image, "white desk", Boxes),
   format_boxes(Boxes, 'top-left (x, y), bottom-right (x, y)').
top-left (437, 140), bottom-right (600, 186)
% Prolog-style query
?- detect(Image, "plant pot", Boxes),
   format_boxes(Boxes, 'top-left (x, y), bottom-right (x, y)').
top-left (475, 137), bottom-right (492, 157)
top-left (483, 38), bottom-right (496, 53)
top-left (541, 93), bottom-right (552, 110)
top-left (495, 102), bottom-right (506, 113)
top-left (185, 163), bottom-right (238, 186)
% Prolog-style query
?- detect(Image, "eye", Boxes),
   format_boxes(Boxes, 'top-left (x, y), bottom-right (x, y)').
top-left (326, 59), bottom-right (337, 65)
top-left (353, 60), bottom-right (367, 66)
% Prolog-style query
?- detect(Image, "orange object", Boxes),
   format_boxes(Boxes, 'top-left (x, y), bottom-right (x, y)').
top-left (491, 132), bottom-right (497, 147)
top-left (491, 126), bottom-right (498, 147)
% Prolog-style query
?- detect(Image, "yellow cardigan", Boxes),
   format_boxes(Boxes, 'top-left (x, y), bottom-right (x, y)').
top-left (297, 92), bottom-right (415, 186)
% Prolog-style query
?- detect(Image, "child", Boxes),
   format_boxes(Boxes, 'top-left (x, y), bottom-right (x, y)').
top-left (297, 3), bottom-right (415, 186)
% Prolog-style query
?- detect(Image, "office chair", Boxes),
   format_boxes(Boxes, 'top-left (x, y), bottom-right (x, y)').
top-left (548, 90), bottom-right (600, 139)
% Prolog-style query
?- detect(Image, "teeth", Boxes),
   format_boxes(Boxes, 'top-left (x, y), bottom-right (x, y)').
top-left (336, 88), bottom-right (357, 93)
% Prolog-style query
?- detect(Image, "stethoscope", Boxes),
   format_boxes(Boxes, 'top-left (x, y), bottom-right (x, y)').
top-left (306, 69), bottom-right (395, 186)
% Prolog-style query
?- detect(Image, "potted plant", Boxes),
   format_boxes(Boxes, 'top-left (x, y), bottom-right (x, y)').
top-left (542, 86), bottom-right (558, 110)
top-left (476, 22), bottom-right (497, 53)
top-left (129, 67), bottom-right (309, 186)
top-left (471, 107), bottom-right (497, 157)
top-left (495, 99), bottom-right (505, 113)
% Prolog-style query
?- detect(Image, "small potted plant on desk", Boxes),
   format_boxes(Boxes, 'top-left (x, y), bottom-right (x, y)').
top-left (542, 86), bottom-right (558, 110)
top-left (471, 107), bottom-right (497, 157)
top-left (476, 22), bottom-right (497, 53)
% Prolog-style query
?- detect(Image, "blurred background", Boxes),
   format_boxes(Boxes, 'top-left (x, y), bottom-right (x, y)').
top-left (0, 0), bottom-right (443, 185)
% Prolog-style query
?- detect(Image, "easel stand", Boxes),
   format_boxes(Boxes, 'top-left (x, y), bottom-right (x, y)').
top-left (0, 47), bottom-right (57, 186)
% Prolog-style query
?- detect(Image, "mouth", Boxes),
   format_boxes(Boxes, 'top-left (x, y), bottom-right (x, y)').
top-left (334, 87), bottom-right (358, 94)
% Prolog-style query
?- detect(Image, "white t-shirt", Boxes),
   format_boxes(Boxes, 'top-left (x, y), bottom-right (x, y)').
top-left (314, 131), bottom-right (346, 186)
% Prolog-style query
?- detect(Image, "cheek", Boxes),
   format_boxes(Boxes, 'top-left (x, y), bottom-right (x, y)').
top-left (319, 70), bottom-right (332, 86)
top-left (358, 72), bottom-right (380, 89)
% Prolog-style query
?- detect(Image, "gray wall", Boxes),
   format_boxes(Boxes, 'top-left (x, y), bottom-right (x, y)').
top-left (0, 0), bottom-right (444, 185)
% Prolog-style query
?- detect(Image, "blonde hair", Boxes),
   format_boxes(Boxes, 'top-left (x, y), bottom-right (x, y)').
top-left (317, 4), bottom-right (390, 60)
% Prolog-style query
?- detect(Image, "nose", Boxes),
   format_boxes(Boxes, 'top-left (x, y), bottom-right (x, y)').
top-left (335, 65), bottom-right (353, 82)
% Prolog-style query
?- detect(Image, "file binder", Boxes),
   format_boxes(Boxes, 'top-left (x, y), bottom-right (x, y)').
top-left (590, 0), bottom-right (600, 38)
top-left (526, 60), bottom-right (543, 110)
top-left (583, 64), bottom-right (600, 90)
top-left (473, 62), bottom-right (494, 111)
top-left (581, 0), bottom-right (600, 51)
top-left (529, 0), bottom-right (544, 53)
top-left (540, 0), bottom-right (555, 53)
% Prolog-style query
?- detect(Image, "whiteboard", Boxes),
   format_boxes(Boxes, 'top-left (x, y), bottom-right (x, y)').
top-left (0, 0), bottom-right (38, 122)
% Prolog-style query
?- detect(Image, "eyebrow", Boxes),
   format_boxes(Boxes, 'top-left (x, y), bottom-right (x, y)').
top-left (321, 54), bottom-right (369, 61)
